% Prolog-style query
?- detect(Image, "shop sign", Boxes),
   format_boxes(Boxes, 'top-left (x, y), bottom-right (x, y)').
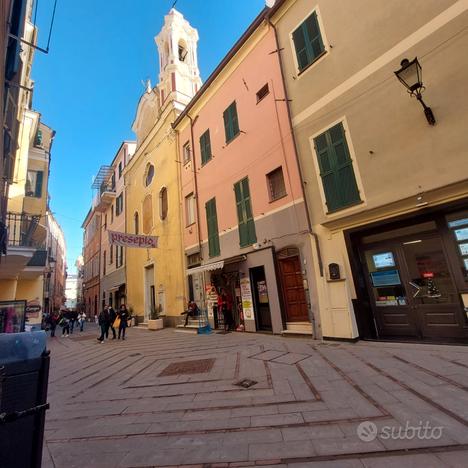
top-left (108, 230), bottom-right (158, 248)
top-left (205, 285), bottom-right (218, 318)
top-left (240, 278), bottom-right (254, 320)
top-left (26, 300), bottom-right (42, 318)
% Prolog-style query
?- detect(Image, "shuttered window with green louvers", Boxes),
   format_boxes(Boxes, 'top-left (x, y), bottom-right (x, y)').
top-left (223, 101), bottom-right (240, 143)
top-left (234, 177), bottom-right (257, 247)
top-left (314, 123), bottom-right (361, 212)
top-left (205, 198), bottom-right (220, 257)
top-left (200, 129), bottom-right (212, 165)
top-left (292, 11), bottom-right (325, 72)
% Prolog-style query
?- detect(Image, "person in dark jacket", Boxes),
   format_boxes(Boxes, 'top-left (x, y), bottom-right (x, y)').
top-left (117, 304), bottom-right (129, 340)
top-left (97, 308), bottom-right (110, 343)
top-left (108, 305), bottom-right (117, 339)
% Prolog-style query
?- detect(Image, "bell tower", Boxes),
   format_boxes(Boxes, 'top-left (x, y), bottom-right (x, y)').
top-left (155, 9), bottom-right (202, 107)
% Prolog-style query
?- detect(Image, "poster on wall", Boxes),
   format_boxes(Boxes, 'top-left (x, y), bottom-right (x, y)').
top-left (205, 285), bottom-right (218, 318)
top-left (240, 277), bottom-right (254, 320)
top-left (0, 300), bottom-right (26, 333)
top-left (257, 281), bottom-right (269, 304)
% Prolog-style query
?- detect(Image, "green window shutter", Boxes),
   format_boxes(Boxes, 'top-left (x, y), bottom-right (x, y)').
top-left (234, 178), bottom-right (256, 247)
top-left (293, 11), bottom-right (325, 71)
top-left (205, 198), bottom-right (220, 257)
top-left (200, 130), bottom-right (211, 165)
top-left (223, 102), bottom-right (239, 143)
top-left (35, 171), bottom-right (43, 197)
top-left (314, 123), bottom-right (360, 212)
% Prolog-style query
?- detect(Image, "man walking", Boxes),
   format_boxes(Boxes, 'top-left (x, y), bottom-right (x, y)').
top-left (97, 307), bottom-right (110, 343)
top-left (108, 304), bottom-right (117, 339)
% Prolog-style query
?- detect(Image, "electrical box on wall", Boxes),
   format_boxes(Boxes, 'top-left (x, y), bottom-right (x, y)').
top-left (329, 263), bottom-right (341, 280)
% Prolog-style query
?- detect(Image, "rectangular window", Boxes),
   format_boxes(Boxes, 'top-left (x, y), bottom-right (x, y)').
top-left (206, 198), bottom-right (220, 257)
top-left (223, 101), bottom-right (240, 143)
top-left (25, 170), bottom-right (44, 198)
top-left (267, 167), bottom-right (287, 201)
top-left (185, 193), bottom-right (196, 226)
top-left (199, 129), bottom-right (212, 165)
top-left (110, 244), bottom-right (113, 264)
top-left (292, 11), bottom-right (325, 72)
top-left (256, 84), bottom-right (269, 103)
top-left (116, 193), bottom-right (124, 215)
top-left (111, 173), bottom-right (116, 190)
top-left (234, 177), bottom-right (257, 247)
top-left (183, 142), bottom-right (191, 164)
top-left (104, 214), bottom-right (107, 230)
top-left (118, 161), bottom-right (123, 178)
top-left (103, 251), bottom-right (106, 275)
top-left (314, 122), bottom-right (361, 212)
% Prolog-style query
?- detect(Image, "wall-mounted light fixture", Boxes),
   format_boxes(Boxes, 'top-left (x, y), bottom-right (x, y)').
top-left (394, 58), bottom-right (436, 126)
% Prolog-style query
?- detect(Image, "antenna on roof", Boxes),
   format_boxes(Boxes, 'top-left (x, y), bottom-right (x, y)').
top-left (172, 0), bottom-right (178, 8)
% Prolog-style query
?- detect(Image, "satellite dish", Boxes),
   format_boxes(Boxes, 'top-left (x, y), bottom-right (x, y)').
top-left (265, 0), bottom-right (276, 7)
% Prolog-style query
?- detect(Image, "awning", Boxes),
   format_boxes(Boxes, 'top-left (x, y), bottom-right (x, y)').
top-left (108, 283), bottom-right (125, 292)
top-left (186, 261), bottom-right (224, 276)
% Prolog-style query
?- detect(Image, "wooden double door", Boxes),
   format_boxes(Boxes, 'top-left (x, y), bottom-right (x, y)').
top-left (362, 232), bottom-right (464, 340)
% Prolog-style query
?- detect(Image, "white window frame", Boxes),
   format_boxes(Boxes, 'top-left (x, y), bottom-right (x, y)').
top-left (289, 5), bottom-right (330, 79)
top-left (185, 192), bottom-right (196, 226)
top-left (309, 116), bottom-right (366, 217)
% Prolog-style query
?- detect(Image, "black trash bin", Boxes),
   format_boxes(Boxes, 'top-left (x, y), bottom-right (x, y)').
top-left (0, 331), bottom-right (50, 468)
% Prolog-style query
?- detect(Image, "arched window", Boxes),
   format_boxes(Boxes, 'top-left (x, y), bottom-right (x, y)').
top-left (142, 195), bottom-right (153, 234)
top-left (134, 212), bottom-right (139, 235)
top-left (159, 187), bottom-right (168, 220)
top-left (178, 40), bottom-right (188, 62)
top-left (144, 163), bottom-right (154, 187)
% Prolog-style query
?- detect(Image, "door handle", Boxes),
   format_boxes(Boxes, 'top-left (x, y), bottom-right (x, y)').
top-left (408, 281), bottom-right (421, 298)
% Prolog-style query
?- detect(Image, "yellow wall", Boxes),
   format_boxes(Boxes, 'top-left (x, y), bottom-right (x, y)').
top-left (125, 105), bottom-right (186, 322)
top-left (0, 280), bottom-right (18, 301)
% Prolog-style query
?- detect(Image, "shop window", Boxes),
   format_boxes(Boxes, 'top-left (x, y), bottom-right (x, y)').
top-left (292, 10), bottom-right (325, 72)
top-left (266, 167), bottom-right (287, 201)
top-left (314, 122), bottom-right (361, 212)
top-left (223, 101), bottom-right (240, 143)
top-left (206, 198), bottom-right (220, 257)
top-left (25, 170), bottom-right (43, 197)
top-left (447, 213), bottom-right (468, 282)
top-left (199, 129), bottom-right (212, 165)
top-left (234, 177), bottom-right (257, 247)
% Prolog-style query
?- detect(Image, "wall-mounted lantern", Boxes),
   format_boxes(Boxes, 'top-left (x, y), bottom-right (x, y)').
top-left (394, 57), bottom-right (436, 126)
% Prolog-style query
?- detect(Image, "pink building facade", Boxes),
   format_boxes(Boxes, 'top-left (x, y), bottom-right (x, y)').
top-left (174, 18), bottom-right (318, 335)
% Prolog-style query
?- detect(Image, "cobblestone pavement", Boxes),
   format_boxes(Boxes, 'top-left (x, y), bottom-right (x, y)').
top-left (42, 325), bottom-right (468, 467)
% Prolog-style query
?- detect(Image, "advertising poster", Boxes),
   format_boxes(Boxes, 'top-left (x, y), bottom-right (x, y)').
top-left (0, 300), bottom-right (26, 333)
top-left (240, 278), bottom-right (254, 320)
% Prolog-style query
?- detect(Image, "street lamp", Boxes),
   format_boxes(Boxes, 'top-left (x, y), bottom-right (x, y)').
top-left (394, 57), bottom-right (436, 125)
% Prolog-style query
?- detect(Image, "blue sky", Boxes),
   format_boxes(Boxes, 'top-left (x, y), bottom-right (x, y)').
top-left (32, 0), bottom-right (266, 273)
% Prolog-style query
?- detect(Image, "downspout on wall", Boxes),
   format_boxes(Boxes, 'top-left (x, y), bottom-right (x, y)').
top-left (266, 14), bottom-right (324, 279)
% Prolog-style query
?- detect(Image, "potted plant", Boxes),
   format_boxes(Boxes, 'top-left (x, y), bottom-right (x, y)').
top-left (147, 304), bottom-right (164, 330)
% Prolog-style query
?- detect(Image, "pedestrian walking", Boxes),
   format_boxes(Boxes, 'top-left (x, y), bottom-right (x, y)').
top-left (219, 288), bottom-right (234, 333)
top-left (78, 311), bottom-right (86, 331)
top-left (48, 312), bottom-right (58, 337)
top-left (69, 310), bottom-right (78, 334)
top-left (97, 307), bottom-right (110, 343)
top-left (108, 305), bottom-right (117, 339)
top-left (117, 304), bottom-right (129, 340)
top-left (59, 312), bottom-right (70, 337)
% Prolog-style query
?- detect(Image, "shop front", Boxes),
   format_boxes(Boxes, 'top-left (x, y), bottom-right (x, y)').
top-left (347, 203), bottom-right (468, 342)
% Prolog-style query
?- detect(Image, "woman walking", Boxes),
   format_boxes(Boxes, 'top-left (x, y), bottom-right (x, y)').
top-left (117, 304), bottom-right (129, 340)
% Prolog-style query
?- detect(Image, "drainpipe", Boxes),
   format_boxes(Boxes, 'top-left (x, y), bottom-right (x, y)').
top-left (186, 114), bottom-right (203, 257)
top-left (266, 15), bottom-right (323, 278)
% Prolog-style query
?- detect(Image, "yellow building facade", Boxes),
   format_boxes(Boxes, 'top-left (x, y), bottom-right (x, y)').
top-left (124, 9), bottom-right (201, 325)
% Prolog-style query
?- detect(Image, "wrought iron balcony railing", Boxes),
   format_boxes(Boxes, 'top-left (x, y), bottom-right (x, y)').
top-left (5, 212), bottom-right (44, 248)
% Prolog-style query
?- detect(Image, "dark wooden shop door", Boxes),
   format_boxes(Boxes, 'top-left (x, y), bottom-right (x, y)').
top-left (278, 256), bottom-right (309, 322)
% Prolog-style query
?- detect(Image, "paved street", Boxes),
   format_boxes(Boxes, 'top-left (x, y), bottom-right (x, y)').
top-left (42, 326), bottom-right (468, 467)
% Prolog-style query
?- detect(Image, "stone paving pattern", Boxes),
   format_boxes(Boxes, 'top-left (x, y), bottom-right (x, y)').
top-left (42, 325), bottom-right (468, 467)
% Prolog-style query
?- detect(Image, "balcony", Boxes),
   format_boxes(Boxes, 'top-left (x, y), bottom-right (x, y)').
top-left (0, 212), bottom-right (47, 280)
top-left (92, 165), bottom-right (116, 212)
